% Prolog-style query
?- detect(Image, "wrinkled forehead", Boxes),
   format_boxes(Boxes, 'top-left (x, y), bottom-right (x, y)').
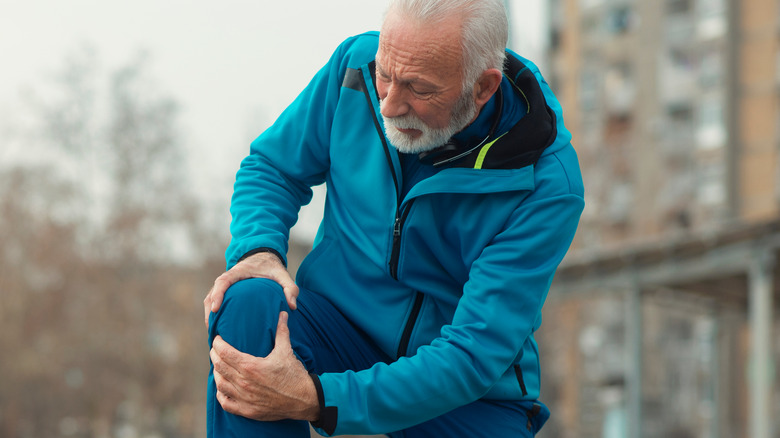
top-left (377, 11), bottom-right (465, 81)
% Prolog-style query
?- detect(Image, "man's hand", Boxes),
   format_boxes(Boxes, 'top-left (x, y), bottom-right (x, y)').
top-left (204, 251), bottom-right (299, 328)
top-left (210, 311), bottom-right (320, 422)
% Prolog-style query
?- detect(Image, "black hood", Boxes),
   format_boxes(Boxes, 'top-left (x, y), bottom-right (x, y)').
top-left (416, 53), bottom-right (558, 170)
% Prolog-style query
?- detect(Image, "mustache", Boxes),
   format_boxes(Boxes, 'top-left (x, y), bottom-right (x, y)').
top-left (379, 101), bottom-right (428, 130)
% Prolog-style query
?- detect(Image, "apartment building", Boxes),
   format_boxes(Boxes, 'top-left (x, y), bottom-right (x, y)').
top-left (540, 0), bottom-right (780, 437)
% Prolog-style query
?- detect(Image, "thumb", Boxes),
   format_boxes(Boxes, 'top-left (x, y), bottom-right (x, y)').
top-left (272, 311), bottom-right (293, 355)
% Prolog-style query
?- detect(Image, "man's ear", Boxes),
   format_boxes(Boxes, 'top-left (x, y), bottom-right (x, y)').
top-left (473, 68), bottom-right (503, 107)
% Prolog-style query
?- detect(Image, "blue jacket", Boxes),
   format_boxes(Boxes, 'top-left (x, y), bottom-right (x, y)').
top-left (226, 32), bottom-right (584, 436)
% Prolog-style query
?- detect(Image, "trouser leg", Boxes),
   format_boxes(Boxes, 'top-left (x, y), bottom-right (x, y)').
top-left (207, 277), bottom-right (391, 438)
top-left (207, 278), bottom-right (310, 438)
top-left (206, 278), bottom-right (545, 437)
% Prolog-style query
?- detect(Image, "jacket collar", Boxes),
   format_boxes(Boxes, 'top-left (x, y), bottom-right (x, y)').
top-left (421, 53), bottom-right (557, 170)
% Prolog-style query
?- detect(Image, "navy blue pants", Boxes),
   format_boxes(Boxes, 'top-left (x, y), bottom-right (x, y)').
top-left (207, 278), bottom-right (549, 437)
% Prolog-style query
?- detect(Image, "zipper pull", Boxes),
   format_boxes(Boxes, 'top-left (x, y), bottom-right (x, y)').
top-left (390, 216), bottom-right (403, 279)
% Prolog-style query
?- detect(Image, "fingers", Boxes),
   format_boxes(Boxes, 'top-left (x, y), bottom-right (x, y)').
top-left (211, 348), bottom-right (235, 391)
top-left (211, 336), bottom-right (244, 407)
top-left (212, 335), bottom-right (248, 368)
top-left (204, 273), bottom-right (235, 328)
top-left (215, 387), bottom-right (240, 415)
top-left (204, 272), bottom-right (238, 328)
top-left (211, 320), bottom-right (312, 422)
top-left (213, 364), bottom-right (247, 418)
top-left (204, 288), bottom-right (212, 328)
top-left (255, 256), bottom-right (297, 310)
top-left (206, 252), bottom-right (297, 321)
top-left (210, 272), bottom-right (237, 313)
top-left (243, 253), bottom-right (298, 309)
top-left (245, 261), bottom-right (298, 310)
top-left (281, 282), bottom-right (300, 311)
top-left (211, 337), bottom-right (251, 403)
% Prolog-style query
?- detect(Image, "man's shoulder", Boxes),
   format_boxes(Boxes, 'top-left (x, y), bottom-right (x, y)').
top-left (334, 31), bottom-right (380, 68)
top-left (343, 30), bottom-right (380, 44)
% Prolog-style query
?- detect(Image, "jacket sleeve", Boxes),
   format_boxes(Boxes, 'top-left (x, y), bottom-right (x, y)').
top-left (224, 39), bottom-right (356, 268)
top-left (314, 188), bottom-right (584, 436)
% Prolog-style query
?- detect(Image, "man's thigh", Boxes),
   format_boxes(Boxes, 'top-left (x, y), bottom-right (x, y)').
top-left (288, 286), bottom-right (393, 375)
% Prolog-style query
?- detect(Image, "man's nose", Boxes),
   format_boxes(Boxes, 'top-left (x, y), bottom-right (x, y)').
top-left (379, 85), bottom-right (410, 118)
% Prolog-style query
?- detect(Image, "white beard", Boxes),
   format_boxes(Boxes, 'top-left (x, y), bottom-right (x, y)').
top-left (381, 91), bottom-right (479, 154)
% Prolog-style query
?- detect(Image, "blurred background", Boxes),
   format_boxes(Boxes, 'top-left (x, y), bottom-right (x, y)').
top-left (1, 0), bottom-right (778, 437)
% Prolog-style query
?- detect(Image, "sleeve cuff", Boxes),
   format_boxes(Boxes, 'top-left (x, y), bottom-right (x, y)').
top-left (309, 373), bottom-right (338, 436)
top-left (238, 247), bottom-right (286, 267)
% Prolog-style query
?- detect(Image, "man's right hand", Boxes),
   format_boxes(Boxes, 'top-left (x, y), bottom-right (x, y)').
top-left (204, 251), bottom-right (300, 328)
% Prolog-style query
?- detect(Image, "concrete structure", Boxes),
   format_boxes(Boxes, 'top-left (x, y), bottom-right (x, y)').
top-left (551, 220), bottom-right (778, 437)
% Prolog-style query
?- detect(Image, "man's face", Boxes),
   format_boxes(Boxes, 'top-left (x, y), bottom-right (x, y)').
top-left (375, 12), bottom-right (478, 154)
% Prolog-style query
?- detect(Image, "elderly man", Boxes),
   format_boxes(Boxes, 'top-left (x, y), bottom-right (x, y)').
top-left (204, 0), bottom-right (584, 436)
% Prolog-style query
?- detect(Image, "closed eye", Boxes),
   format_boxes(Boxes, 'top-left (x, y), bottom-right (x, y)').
top-left (409, 85), bottom-right (435, 98)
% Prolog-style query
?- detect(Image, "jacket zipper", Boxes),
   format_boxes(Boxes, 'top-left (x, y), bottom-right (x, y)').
top-left (390, 217), bottom-right (402, 279)
top-left (359, 63), bottom-right (424, 358)
top-left (357, 63), bottom-right (410, 280)
top-left (389, 200), bottom-right (414, 279)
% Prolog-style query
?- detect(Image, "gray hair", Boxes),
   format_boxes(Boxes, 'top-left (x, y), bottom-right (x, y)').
top-left (385, 0), bottom-right (508, 89)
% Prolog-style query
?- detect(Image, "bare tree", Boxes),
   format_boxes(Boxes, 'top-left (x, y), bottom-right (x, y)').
top-left (0, 47), bottom-right (223, 438)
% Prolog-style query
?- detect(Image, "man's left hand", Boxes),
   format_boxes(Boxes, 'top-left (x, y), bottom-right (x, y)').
top-left (210, 311), bottom-right (320, 422)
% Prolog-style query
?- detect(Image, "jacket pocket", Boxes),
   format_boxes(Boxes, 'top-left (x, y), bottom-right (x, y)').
top-left (514, 364), bottom-right (528, 397)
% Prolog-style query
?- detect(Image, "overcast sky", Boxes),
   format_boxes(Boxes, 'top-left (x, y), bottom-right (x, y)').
top-left (1, 0), bottom-right (545, 241)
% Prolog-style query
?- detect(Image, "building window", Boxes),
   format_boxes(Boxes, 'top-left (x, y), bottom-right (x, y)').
top-left (579, 68), bottom-right (602, 111)
top-left (659, 48), bottom-right (697, 109)
top-left (606, 6), bottom-right (635, 35)
top-left (580, 0), bottom-right (605, 10)
top-left (699, 49), bottom-right (723, 88)
top-left (696, 95), bottom-right (725, 150)
top-left (697, 0), bottom-right (727, 39)
top-left (606, 180), bottom-right (633, 225)
top-left (549, 0), bottom-right (565, 50)
top-left (696, 163), bottom-right (726, 206)
top-left (605, 63), bottom-right (635, 116)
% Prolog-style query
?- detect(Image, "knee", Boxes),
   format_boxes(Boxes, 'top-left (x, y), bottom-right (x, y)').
top-left (222, 278), bottom-right (287, 310)
top-left (209, 278), bottom-right (288, 343)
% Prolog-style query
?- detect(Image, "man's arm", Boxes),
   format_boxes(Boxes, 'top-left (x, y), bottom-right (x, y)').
top-left (312, 191), bottom-right (584, 435)
top-left (204, 37), bottom-right (367, 319)
top-left (223, 37), bottom-right (361, 270)
top-left (204, 35), bottom-right (373, 425)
